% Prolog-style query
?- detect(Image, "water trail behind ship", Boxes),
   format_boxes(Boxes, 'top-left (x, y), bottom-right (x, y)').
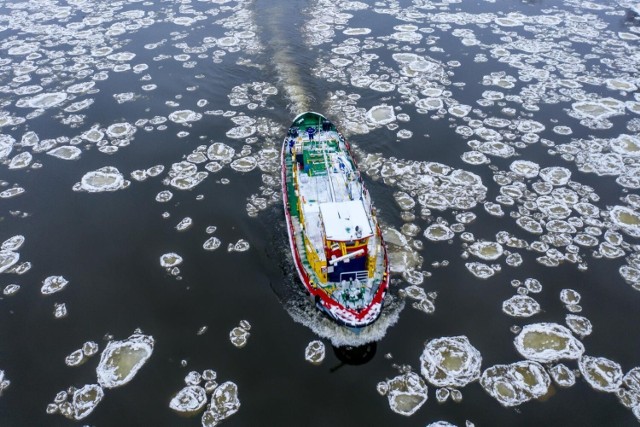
top-left (252, 0), bottom-right (313, 115)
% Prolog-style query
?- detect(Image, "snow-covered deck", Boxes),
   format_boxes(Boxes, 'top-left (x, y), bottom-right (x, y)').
top-left (296, 131), bottom-right (374, 252)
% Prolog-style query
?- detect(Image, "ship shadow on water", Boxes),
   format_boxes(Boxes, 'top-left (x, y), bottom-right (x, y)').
top-left (330, 342), bottom-right (378, 372)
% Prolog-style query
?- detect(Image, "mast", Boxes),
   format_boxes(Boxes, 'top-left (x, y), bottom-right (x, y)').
top-left (322, 139), bottom-right (336, 202)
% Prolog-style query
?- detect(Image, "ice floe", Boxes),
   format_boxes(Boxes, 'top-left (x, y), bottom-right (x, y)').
top-left (74, 167), bottom-right (129, 192)
top-left (549, 363), bottom-right (576, 388)
top-left (229, 321), bottom-right (251, 348)
top-left (0, 250), bottom-right (20, 274)
top-left (51, 384), bottom-right (104, 420)
top-left (579, 355), bottom-right (623, 393)
top-left (304, 340), bottom-right (326, 365)
top-left (202, 381), bottom-right (241, 427)
top-left (480, 361), bottom-right (550, 407)
top-left (170, 385), bottom-right (208, 414)
top-left (502, 295), bottom-right (541, 318)
top-left (41, 275), bottom-right (69, 295)
top-left (419, 336), bottom-right (482, 388)
top-left (379, 372), bottom-right (428, 416)
top-left (514, 323), bottom-right (584, 363)
top-left (96, 333), bottom-right (154, 388)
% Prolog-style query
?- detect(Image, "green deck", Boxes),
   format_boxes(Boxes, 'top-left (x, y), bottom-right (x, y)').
top-left (285, 155), bottom-right (299, 217)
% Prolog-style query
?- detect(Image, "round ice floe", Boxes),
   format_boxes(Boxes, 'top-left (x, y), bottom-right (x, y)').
top-left (230, 156), bottom-right (257, 172)
top-left (3, 237), bottom-right (26, 253)
top-left (41, 276), bottom-right (69, 295)
top-left (610, 134), bottom-right (640, 157)
top-left (480, 361), bottom-right (550, 407)
top-left (514, 323), bottom-right (584, 363)
top-left (468, 241), bottom-right (503, 261)
top-left (3, 284), bottom-right (20, 296)
top-left (207, 142), bottom-right (235, 163)
top-left (419, 336), bottom-right (482, 388)
top-left (449, 169), bottom-right (483, 187)
top-left (448, 104), bottom-right (472, 118)
top-left (171, 172), bottom-right (208, 190)
top-left (579, 355), bottom-right (623, 393)
top-left (383, 227), bottom-right (408, 248)
top-left (170, 385), bottom-right (207, 414)
top-left (229, 326), bottom-right (250, 348)
top-left (394, 192), bottom-right (415, 211)
top-left (176, 217), bottom-right (193, 231)
top-left (202, 381), bottom-right (240, 426)
top-left (560, 289), bottom-right (581, 305)
top-left (203, 237), bottom-right (221, 251)
top-left (96, 333), bottom-right (154, 388)
top-left (0, 250), bottom-right (20, 274)
top-left (155, 190), bottom-right (173, 202)
top-left (369, 81), bottom-right (396, 93)
top-left (47, 146), bottom-right (82, 160)
top-left (571, 100), bottom-right (623, 120)
top-left (516, 119), bottom-right (545, 133)
top-left (160, 253), bottom-right (182, 268)
top-left (304, 340), bottom-right (326, 365)
top-left (54, 303), bottom-right (68, 319)
top-left (168, 109), bottom-right (202, 124)
top-left (226, 125), bottom-right (256, 139)
top-left (65, 349), bottom-right (85, 367)
top-left (478, 141), bottom-right (515, 158)
top-left (539, 167), bottom-right (571, 186)
top-left (228, 239), bottom-right (250, 252)
top-left (502, 295), bottom-right (541, 318)
top-left (461, 151), bottom-right (489, 165)
top-left (465, 262), bottom-right (495, 279)
top-left (106, 122), bottom-right (136, 139)
top-left (609, 206), bottom-right (640, 237)
top-left (64, 384), bottom-right (104, 420)
top-left (81, 127), bottom-right (105, 143)
top-left (8, 152), bottom-right (32, 169)
top-left (384, 372), bottom-right (428, 416)
top-left (574, 202), bottom-right (600, 218)
top-left (424, 224), bottom-right (454, 241)
top-left (17, 92), bottom-right (67, 109)
top-left (83, 341), bottom-right (99, 357)
top-left (0, 187), bottom-right (26, 199)
top-left (0, 134), bottom-right (15, 159)
top-left (565, 314), bottom-right (592, 338)
top-left (366, 105), bottom-right (396, 125)
top-left (549, 363), bottom-right (576, 387)
top-left (509, 160), bottom-right (540, 178)
top-left (416, 97), bottom-right (443, 111)
top-left (77, 167), bottom-right (128, 192)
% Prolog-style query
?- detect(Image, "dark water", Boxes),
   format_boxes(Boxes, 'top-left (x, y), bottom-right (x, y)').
top-left (1, 0), bottom-right (640, 426)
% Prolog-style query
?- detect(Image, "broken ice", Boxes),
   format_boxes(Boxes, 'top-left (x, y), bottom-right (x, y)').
top-left (304, 340), bottom-right (326, 365)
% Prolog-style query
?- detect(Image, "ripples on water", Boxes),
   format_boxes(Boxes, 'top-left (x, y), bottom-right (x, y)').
top-left (1, 0), bottom-right (640, 425)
